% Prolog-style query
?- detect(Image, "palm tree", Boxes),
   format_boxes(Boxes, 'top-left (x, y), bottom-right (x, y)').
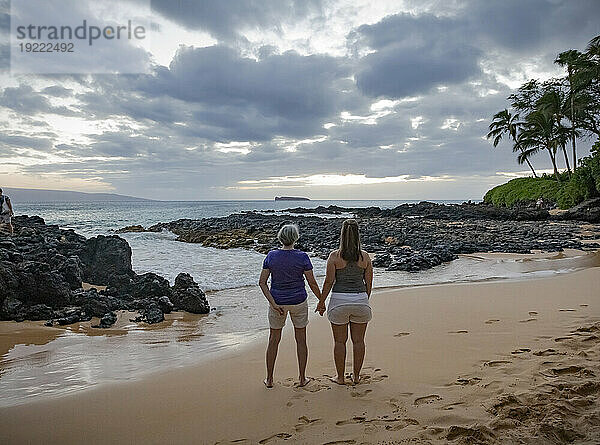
top-left (487, 109), bottom-right (537, 177)
top-left (518, 109), bottom-right (569, 182)
top-left (555, 49), bottom-right (584, 170)
top-left (537, 89), bottom-right (572, 175)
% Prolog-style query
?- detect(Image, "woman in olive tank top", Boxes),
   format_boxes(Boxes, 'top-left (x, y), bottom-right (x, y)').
top-left (316, 219), bottom-right (373, 385)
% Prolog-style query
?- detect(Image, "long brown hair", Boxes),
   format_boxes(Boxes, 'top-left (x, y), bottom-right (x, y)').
top-left (339, 219), bottom-right (362, 262)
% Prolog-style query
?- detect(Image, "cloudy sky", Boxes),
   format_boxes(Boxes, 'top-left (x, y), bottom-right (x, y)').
top-left (0, 0), bottom-right (599, 200)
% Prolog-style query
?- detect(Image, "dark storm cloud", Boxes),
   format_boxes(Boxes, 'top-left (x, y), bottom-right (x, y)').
top-left (150, 0), bottom-right (324, 42)
top-left (464, 0), bottom-right (600, 53)
top-left (42, 86), bottom-right (74, 97)
top-left (0, 134), bottom-right (53, 151)
top-left (148, 46), bottom-right (348, 132)
top-left (0, 85), bottom-right (54, 114)
top-left (351, 13), bottom-right (481, 98)
top-left (75, 45), bottom-right (351, 141)
top-left (351, 1), bottom-right (600, 99)
top-left (0, 84), bottom-right (76, 116)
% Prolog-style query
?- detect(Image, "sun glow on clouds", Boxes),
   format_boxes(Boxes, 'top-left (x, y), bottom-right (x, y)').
top-left (235, 173), bottom-right (454, 189)
top-left (214, 141), bottom-right (254, 154)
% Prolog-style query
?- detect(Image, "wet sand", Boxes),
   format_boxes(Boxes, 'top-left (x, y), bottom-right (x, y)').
top-left (1, 266), bottom-right (599, 443)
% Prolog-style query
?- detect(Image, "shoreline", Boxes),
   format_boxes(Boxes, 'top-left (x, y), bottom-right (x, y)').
top-left (1, 265), bottom-right (599, 443)
top-left (1, 248), bottom-right (599, 408)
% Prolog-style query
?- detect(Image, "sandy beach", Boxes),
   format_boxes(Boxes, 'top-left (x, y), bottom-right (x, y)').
top-left (1, 267), bottom-right (599, 444)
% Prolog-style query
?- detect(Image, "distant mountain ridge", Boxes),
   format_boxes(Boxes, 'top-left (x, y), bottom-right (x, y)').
top-left (2, 187), bottom-right (153, 202)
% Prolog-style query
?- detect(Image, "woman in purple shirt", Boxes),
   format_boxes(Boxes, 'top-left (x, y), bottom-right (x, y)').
top-left (259, 224), bottom-right (322, 388)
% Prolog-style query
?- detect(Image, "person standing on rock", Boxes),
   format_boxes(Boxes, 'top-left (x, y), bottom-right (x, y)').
top-left (0, 188), bottom-right (14, 235)
top-left (259, 223), bottom-right (322, 388)
top-left (316, 219), bottom-right (373, 385)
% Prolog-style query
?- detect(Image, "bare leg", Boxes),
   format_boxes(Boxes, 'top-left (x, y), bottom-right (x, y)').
top-left (265, 328), bottom-right (282, 387)
top-left (350, 322), bottom-right (368, 383)
top-left (331, 323), bottom-right (348, 384)
top-left (294, 327), bottom-right (309, 386)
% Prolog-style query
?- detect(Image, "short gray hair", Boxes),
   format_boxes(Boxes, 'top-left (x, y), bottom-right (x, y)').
top-left (277, 224), bottom-right (299, 246)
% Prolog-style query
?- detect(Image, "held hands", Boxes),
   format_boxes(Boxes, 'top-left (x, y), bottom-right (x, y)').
top-left (270, 302), bottom-right (284, 316)
top-left (315, 301), bottom-right (326, 316)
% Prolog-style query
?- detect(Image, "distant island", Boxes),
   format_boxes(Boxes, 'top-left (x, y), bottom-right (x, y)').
top-left (3, 187), bottom-right (153, 202)
top-left (274, 196), bottom-right (310, 201)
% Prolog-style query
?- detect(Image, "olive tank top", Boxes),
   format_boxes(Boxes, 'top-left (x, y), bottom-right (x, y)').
top-left (332, 261), bottom-right (367, 293)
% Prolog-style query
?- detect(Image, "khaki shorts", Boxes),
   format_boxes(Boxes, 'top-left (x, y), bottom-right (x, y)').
top-left (0, 213), bottom-right (10, 224)
top-left (328, 304), bottom-right (372, 325)
top-left (268, 300), bottom-right (309, 330)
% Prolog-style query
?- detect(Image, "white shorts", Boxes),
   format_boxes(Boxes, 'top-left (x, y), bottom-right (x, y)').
top-left (328, 304), bottom-right (372, 325)
top-left (0, 213), bottom-right (11, 224)
top-left (268, 299), bottom-right (309, 329)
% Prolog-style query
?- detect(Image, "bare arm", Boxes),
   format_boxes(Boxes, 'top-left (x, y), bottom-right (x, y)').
top-left (7, 197), bottom-right (13, 216)
top-left (258, 268), bottom-right (284, 315)
top-left (364, 253), bottom-right (373, 298)
top-left (320, 253), bottom-right (337, 304)
top-left (303, 269), bottom-right (321, 301)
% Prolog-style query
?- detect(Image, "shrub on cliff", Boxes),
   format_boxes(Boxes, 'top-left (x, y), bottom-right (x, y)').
top-left (486, 142), bottom-right (600, 209)
top-left (483, 177), bottom-right (564, 207)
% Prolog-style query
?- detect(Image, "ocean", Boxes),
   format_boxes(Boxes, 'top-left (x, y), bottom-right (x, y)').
top-left (1, 199), bottom-right (597, 406)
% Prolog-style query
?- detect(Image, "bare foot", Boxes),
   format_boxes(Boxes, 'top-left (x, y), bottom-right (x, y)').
top-left (296, 377), bottom-right (312, 387)
top-left (351, 373), bottom-right (361, 384)
top-left (264, 378), bottom-right (273, 389)
top-left (329, 376), bottom-right (345, 385)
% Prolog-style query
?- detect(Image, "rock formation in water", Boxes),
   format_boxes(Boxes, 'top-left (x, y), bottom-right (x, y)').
top-left (120, 201), bottom-right (600, 273)
top-left (0, 216), bottom-right (210, 327)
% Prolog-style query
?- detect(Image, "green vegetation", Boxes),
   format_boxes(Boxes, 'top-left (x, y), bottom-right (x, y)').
top-left (484, 142), bottom-right (600, 209)
top-left (484, 177), bottom-right (564, 208)
top-left (485, 34), bottom-right (600, 209)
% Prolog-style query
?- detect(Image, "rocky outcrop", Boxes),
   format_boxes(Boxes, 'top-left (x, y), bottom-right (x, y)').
top-left (171, 273), bottom-right (210, 314)
top-left (555, 198), bottom-right (600, 223)
top-left (79, 235), bottom-right (135, 287)
top-left (0, 216), bottom-right (210, 326)
top-left (142, 206), bottom-right (600, 275)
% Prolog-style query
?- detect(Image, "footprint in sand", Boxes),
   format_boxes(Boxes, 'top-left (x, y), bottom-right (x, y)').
top-left (229, 439), bottom-right (250, 444)
top-left (414, 394), bottom-right (442, 406)
top-left (484, 360), bottom-right (511, 367)
top-left (511, 348), bottom-right (531, 354)
top-left (357, 367), bottom-right (389, 384)
top-left (554, 336), bottom-right (574, 342)
top-left (580, 304), bottom-right (589, 307)
top-left (442, 401), bottom-right (465, 410)
top-left (485, 319), bottom-right (500, 324)
top-left (294, 416), bottom-right (323, 432)
top-left (448, 330), bottom-right (469, 334)
top-left (322, 441), bottom-right (356, 445)
top-left (529, 311), bottom-right (538, 316)
top-left (258, 433), bottom-right (292, 444)
top-left (559, 308), bottom-right (577, 312)
top-left (394, 332), bottom-right (410, 337)
top-left (519, 318), bottom-right (537, 323)
top-left (533, 348), bottom-right (562, 356)
top-left (454, 376), bottom-right (482, 386)
top-left (549, 365), bottom-right (594, 376)
top-left (350, 389), bottom-right (372, 398)
top-left (336, 416), bottom-right (367, 426)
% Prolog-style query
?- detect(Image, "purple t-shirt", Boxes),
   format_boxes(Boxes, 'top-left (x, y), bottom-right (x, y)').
top-left (263, 249), bottom-right (313, 305)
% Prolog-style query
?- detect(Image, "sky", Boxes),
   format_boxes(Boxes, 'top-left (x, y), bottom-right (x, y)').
top-left (0, 0), bottom-right (599, 201)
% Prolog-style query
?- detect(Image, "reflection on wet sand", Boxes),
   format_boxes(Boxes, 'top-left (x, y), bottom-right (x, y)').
top-left (0, 321), bottom-right (63, 357)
